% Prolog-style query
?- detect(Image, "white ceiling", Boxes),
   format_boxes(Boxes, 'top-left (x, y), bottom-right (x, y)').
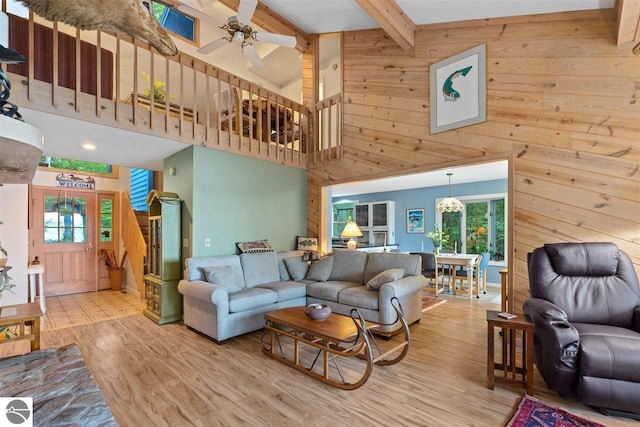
top-left (259, 0), bottom-right (614, 33)
top-left (331, 161), bottom-right (508, 197)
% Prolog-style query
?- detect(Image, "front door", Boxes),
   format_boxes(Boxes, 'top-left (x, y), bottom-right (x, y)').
top-left (31, 188), bottom-right (97, 296)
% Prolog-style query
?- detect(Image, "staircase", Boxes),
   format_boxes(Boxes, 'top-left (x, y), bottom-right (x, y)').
top-left (135, 210), bottom-right (149, 274)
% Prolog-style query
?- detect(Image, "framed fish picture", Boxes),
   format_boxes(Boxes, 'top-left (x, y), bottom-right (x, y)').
top-left (430, 44), bottom-right (486, 134)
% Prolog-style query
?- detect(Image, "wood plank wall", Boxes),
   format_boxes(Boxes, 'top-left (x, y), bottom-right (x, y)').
top-left (306, 9), bottom-right (640, 311)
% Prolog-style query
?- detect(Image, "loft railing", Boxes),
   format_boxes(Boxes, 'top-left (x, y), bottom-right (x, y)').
top-left (3, 7), bottom-right (311, 166)
top-left (314, 93), bottom-right (343, 164)
top-left (122, 192), bottom-right (146, 296)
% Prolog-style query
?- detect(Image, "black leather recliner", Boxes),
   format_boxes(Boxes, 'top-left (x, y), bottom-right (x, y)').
top-left (523, 242), bottom-right (640, 417)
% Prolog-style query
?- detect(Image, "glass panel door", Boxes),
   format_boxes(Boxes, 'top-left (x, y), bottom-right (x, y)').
top-left (372, 203), bottom-right (387, 227)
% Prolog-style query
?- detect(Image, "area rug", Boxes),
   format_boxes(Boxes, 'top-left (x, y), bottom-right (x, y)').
top-left (421, 295), bottom-right (447, 312)
top-left (506, 394), bottom-right (606, 427)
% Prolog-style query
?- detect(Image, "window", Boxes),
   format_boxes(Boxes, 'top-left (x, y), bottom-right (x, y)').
top-left (436, 193), bottom-right (507, 263)
top-left (44, 196), bottom-right (87, 243)
top-left (152, 2), bottom-right (198, 44)
top-left (39, 156), bottom-right (119, 178)
top-left (100, 199), bottom-right (113, 242)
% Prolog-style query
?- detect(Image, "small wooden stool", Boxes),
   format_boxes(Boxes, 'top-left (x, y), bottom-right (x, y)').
top-left (486, 309), bottom-right (534, 395)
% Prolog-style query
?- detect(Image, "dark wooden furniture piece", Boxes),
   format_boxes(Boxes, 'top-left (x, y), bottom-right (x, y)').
top-left (486, 309), bottom-right (534, 395)
top-left (7, 13), bottom-right (114, 99)
top-left (143, 190), bottom-right (182, 325)
top-left (499, 268), bottom-right (508, 312)
top-left (0, 302), bottom-right (43, 352)
top-left (262, 301), bottom-right (409, 390)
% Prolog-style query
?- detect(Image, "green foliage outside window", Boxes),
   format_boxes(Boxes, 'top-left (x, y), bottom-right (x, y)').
top-left (40, 156), bottom-right (113, 175)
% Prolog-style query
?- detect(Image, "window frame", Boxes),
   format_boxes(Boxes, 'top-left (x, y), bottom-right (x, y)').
top-left (151, 1), bottom-right (200, 47)
top-left (435, 192), bottom-right (508, 267)
top-left (38, 158), bottom-right (119, 179)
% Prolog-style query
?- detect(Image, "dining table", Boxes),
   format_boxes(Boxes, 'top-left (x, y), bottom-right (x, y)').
top-left (436, 253), bottom-right (480, 300)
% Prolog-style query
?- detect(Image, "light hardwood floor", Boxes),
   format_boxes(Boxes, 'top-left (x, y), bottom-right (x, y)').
top-left (1, 291), bottom-right (635, 426)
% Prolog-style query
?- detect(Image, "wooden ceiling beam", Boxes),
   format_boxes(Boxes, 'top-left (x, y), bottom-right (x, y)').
top-left (354, 0), bottom-right (415, 50)
top-left (616, 0), bottom-right (640, 54)
top-left (216, 0), bottom-right (309, 52)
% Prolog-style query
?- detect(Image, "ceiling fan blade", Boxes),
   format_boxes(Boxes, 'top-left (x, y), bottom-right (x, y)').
top-left (236, 0), bottom-right (258, 25)
top-left (243, 43), bottom-right (264, 68)
top-left (198, 38), bottom-right (229, 54)
top-left (253, 31), bottom-right (296, 48)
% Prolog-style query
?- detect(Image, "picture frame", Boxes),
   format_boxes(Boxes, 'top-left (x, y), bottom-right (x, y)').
top-left (297, 236), bottom-right (318, 251)
top-left (406, 209), bottom-right (425, 234)
top-left (430, 43), bottom-right (486, 134)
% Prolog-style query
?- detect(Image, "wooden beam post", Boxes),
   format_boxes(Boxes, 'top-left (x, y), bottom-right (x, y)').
top-left (216, 0), bottom-right (310, 52)
top-left (616, 0), bottom-right (640, 53)
top-left (354, 0), bottom-right (415, 50)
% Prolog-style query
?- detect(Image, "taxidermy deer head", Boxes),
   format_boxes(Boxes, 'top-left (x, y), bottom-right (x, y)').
top-left (20, 0), bottom-right (178, 56)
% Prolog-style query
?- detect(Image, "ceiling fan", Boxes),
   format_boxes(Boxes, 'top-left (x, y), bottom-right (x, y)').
top-left (195, 0), bottom-right (296, 68)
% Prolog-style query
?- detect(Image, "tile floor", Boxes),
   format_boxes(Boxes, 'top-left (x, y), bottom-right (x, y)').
top-left (42, 290), bottom-right (147, 331)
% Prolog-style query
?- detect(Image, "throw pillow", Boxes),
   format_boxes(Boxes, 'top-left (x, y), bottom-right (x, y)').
top-left (236, 239), bottom-right (274, 254)
top-left (284, 257), bottom-right (309, 281)
top-left (366, 268), bottom-right (405, 290)
top-left (204, 266), bottom-right (241, 292)
top-left (305, 256), bottom-right (333, 282)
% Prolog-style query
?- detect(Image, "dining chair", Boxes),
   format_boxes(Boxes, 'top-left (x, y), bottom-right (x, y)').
top-left (411, 252), bottom-right (445, 294)
top-left (454, 252), bottom-right (491, 296)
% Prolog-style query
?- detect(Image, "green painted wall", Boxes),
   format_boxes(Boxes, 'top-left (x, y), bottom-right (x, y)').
top-left (164, 146), bottom-right (307, 258)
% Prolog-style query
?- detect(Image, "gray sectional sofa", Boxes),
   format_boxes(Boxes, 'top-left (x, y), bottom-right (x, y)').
top-left (178, 250), bottom-right (426, 343)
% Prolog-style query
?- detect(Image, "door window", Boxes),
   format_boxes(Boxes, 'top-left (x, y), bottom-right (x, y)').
top-left (100, 198), bottom-right (113, 242)
top-left (44, 196), bottom-right (87, 243)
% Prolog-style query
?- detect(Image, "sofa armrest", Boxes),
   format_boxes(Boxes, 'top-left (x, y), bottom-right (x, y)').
top-left (633, 306), bottom-right (640, 333)
top-left (523, 297), bottom-right (580, 393)
top-left (379, 275), bottom-right (426, 300)
top-left (178, 279), bottom-right (229, 308)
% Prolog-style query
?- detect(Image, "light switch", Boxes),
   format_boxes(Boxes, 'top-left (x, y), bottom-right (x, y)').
top-left (204, 238), bottom-right (211, 248)
top-left (183, 238), bottom-right (189, 247)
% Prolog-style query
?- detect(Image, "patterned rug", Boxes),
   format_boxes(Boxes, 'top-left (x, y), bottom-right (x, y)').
top-left (421, 295), bottom-right (447, 312)
top-left (506, 395), bottom-right (606, 427)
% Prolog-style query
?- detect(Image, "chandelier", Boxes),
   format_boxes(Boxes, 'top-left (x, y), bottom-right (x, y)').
top-left (436, 173), bottom-right (464, 213)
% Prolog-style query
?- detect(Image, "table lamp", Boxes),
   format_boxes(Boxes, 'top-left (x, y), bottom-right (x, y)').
top-left (341, 221), bottom-right (363, 250)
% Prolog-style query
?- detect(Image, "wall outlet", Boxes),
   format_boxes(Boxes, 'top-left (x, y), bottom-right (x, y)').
top-left (204, 238), bottom-right (211, 248)
top-left (183, 238), bottom-right (189, 247)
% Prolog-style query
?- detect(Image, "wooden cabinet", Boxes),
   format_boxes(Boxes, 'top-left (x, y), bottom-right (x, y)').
top-left (143, 190), bottom-right (182, 325)
top-left (353, 201), bottom-right (395, 245)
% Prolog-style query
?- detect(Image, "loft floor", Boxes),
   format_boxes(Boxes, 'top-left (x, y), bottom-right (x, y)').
top-left (0, 291), bottom-right (634, 426)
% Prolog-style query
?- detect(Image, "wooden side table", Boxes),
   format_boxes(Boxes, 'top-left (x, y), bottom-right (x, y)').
top-left (487, 309), bottom-right (534, 395)
top-left (0, 302), bottom-right (43, 351)
top-left (499, 269), bottom-right (508, 312)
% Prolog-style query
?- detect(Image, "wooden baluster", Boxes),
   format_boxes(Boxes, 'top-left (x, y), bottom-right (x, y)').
top-left (275, 97), bottom-right (280, 159)
top-left (215, 69), bottom-right (221, 146)
top-left (52, 21), bottom-right (59, 107)
top-left (238, 81), bottom-right (243, 150)
top-left (338, 96), bottom-right (343, 160)
top-left (96, 30), bottom-right (101, 117)
top-left (133, 44), bottom-right (138, 125)
top-left (257, 89), bottom-right (263, 153)
top-left (267, 92), bottom-right (272, 157)
top-left (164, 56), bottom-right (170, 133)
top-left (74, 28), bottom-right (80, 112)
top-left (115, 35), bottom-right (120, 121)
top-left (192, 62), bottom-right (197, 139)
top-left (205, 65), bottom-right (210, 144)
top-left (179, 57), bottom-right (184, 137)
top-left (226, 76), bottom-right (232, 148)
top-left (27, 11), bottom-right (34, 101)
top-left (327, 100), bottom-right (332, 159)
top-left (149, 50), bottom-right (154, 129)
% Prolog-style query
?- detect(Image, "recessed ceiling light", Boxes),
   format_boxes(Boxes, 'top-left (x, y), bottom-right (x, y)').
top-left (82, 143), bottom-right (96, 151)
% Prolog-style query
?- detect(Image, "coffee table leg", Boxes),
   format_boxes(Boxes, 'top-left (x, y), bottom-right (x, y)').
top-left (487, 321), bottom-right (494, 390)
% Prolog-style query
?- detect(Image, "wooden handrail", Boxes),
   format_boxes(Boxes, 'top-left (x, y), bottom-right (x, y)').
top-left (122, 192), bottom-right (147, 297)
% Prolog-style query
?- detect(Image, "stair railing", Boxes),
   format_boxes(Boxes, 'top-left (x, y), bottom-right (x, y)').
top-left (122, 192), bottom-right (147, 296)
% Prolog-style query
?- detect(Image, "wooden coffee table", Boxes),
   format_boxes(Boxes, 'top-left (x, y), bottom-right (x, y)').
top-left (0, 302), bottom-right (43, 352)
top-left (262, 299), bottom-right (410, 390)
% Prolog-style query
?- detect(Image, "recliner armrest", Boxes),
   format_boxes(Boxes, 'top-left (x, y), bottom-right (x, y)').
top-left (633, 306), bottom-right (640, 333)
top-left (178, 279), bottom-right (229, 308)
top-left (524, 298), bottom-right (578, 349)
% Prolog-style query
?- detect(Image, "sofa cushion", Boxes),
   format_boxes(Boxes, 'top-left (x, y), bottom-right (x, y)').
top-left (283, 257), bottom-right (309, 281)
top-left (186, 255), bottom-right (245, 289)
top-left (329, 250), bottom-right (368, 283)
top-left (277, 250), bottom-right (304, 280)
top-left (580, 335), bottom-right (640, 382)
top-left (255, 281), bottom-right (307, 302)
top-left (364, 253), bottom-right (421, 284)
top-left (240, 252), bottom-right (280, 288)
top-left (338, 286), bottom-right (379, 310)
top-left (574, 323), bottom-right (640, 340)
top-left (544, 242), bottom-right (619, 276)
top-left (366, 268), bottom-right (405, 290)
top-left (306, 256), bottom-right (333, 282)
top-left (228, 288), bottom-right (278, 313)
top-left (306, 280), bottom-right (360, 302)
top-left (204, 266), bottom-right (241, 292)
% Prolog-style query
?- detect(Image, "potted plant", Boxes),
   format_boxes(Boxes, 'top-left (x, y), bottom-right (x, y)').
top-left (141, 71), bottom-right (167, 103)
top-left (426, 224), bottom-right (449, 255)
top-left (99, 249), bottom-right (128, 291)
